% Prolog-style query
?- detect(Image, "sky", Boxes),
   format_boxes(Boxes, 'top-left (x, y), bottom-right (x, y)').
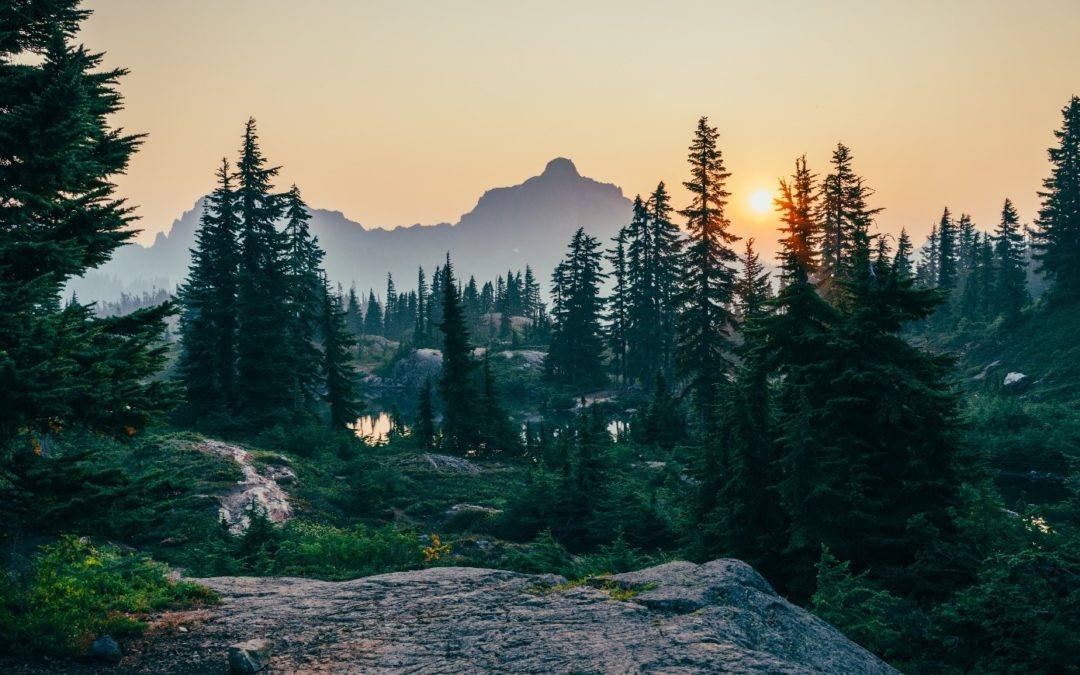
top-left (81, 0), bottom-right (1080, 256)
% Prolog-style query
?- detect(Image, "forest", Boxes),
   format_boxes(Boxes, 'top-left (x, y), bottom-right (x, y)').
top-left (2, 2), bottom-right (1079, 673)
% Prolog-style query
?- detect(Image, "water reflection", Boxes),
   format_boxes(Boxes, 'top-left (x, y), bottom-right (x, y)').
top-left (350, 412), bottom-right (408, 443)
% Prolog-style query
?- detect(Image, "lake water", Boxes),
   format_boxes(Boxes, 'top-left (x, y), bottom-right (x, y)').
top-left (351, 412), bottom-right (406, 443)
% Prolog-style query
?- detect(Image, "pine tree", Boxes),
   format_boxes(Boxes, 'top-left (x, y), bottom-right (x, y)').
top-left (649, 182), bottom-right (683, 380)
top-left (364, 290), bottom-right (383, 336)
top-left (437, 255), bottom-right (479, 453)
top-left (0, 2), bottom-right (174, 459)
top-left (319, 276), bottom-right (361, 428)
top-left (918, 223), bottom-right (939, 287)
top-left (1033, 95), bottom-right (1080, 301)
top-left (893, 228), bottom-right (914, 280)
top-left (282, 185), bottom-right (325, 418)
top-left (936, 207), bottom-right (959, 291)
top-left (477, 351), bottom-right (515, 454)
top-left (547, 228), bottom-right (608, 388)
top-left (993, 198), bottom-right (1028, 321)
top-left (345, 285), bottom-right (363, 336)
top-left (818, 143), bottom-right (882, 284)
top-left (674, 117), bottom-right (739, 425)
top-left (523, 265), bottom-right (542, 320)
top-left (774, 155), bottom-right (820, 283)
top-left (233, 118), bottom-right (292, 427)
top-left (606, 227), bottom-right (630, 384)
top-left (178, 159), bottom-right (239, 418)
top-left (384, 273), bottom-right (398, 339)
top-left (415, 267), bottom-right (428, 345)
top-left (734, 239), bottom-right (773, 322)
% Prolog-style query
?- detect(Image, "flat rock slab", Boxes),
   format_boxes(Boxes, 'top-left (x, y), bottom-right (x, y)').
top-left (14, 560), bottom-right (896, 673)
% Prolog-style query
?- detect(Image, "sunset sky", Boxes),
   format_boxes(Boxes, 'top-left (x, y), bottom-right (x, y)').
top-left (81, 0), bottom-right (1080, 255)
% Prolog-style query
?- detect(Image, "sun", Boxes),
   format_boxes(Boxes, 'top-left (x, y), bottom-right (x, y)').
top-left (749, 188), bottom-right (773, 214)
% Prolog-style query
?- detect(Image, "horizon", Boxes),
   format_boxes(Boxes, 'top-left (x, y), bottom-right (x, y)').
top-left (81, 0), bottom-right (1080, 255)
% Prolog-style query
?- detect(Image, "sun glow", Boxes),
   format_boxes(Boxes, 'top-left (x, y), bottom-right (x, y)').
top-left (749, 189), bottom-right (773, 214)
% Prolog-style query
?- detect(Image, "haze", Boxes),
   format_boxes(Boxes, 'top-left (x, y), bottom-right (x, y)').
top-left (81, 0), bottom-right (1080, 254)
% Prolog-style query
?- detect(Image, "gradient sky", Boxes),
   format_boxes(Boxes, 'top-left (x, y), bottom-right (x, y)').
top-left (81, 0), bottom-right (1080, 257)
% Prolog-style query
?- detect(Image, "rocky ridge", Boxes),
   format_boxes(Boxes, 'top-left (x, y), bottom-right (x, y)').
top-left (98, 559), bottom-right (892, 673)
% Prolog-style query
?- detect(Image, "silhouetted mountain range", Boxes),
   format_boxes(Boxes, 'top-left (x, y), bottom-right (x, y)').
top-left (70, 158), bottom-right (632, 302)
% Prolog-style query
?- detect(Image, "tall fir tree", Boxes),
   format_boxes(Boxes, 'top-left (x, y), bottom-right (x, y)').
top-left (414, 267), bottom-right (428, 344)
top-left (437, 255), bottom-right (479, 453)
top-left (364, 290), bottom-right (383, 336)
top-left (233, 118), bottom-right (293, 427)
top-left (414, 378), bottom-right (436, 450)
top-left (606, 227), bottom-right (630, 384)
top-left (674, 117), bottom-right (739, 426)
top-left (282, 185), bottom-right (325, 418)
top-left (818, 143), bottom-right (881, 285)
top-left (0, 2), bottom-right (174, 464)
top-left (936, 207), bottom-right (959, 291)
top-left (893, 228), bottom-right (914, 280)
top-left (547, 228), bottom-right (607, 388)
top-left (345, 285), bottom-right (363, 336)
top-left (734, 239), bottom-right (773, 322)
top-left (993, 198), bottom-right (1028, 321)
top-left (319, 276), bottom-right (361, 428)
top-left (178, 159), bottom-right (239, 418)
top-left (1033, 95), bottom-right (1080, 301)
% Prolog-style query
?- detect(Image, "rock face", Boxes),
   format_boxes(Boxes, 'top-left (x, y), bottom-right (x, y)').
top-left (125, 560), bottom-right (895, 673)
top-left (198, 440), bottom-right (293, 533)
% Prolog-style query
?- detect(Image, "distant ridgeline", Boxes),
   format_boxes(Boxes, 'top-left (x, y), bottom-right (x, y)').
top-left (70, 157), bottom-right (631, 304)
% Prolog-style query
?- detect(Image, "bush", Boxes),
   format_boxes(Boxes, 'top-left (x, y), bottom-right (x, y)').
top-left (0, 536), bottom-right (215, 656)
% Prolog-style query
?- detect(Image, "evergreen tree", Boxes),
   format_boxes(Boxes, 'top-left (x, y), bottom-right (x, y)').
top-left (178, 159), bottom-right (239, 418)
top-left (547, 228), bottom-right (608, 389)
top-left (477, 351), bottom-right (515, 454)
top-left (345, 285), bottom-right (363, 336)
top-left (893, 228), bottom-right (914, 280)
top-left (606, 227), bottom-right (630, 384)
top-left (364, 290), bottom-right (383, 336)
top-left (774, 155), bottom-right (820, 283)
top-left (1033, 95), bottom-right (1080, 301)
top-left (957, 213), bottom-right (977, 273)
top-left (936, 207), bottom-right (959, 291)
top-left (384, 273), bottom-right (398, 339)
top-left (734, 239), bottom-right (773, 321)
top-left (523, 265), bottom-right (542, 320)
top-left (993, 198), bottom-right (1028, 321)
top-left (649, 182), bottom-right (683, 380)
top-left (319, 277), bottom-right (361, 428)
top-left (674, 117), bottom-right (739, 425)
top-left (0, 2), bottom-right (174, 460)
top-left (918, 223), bottom-right (939, 287)
top-left (414, 267), bottom-right (428, 344)
top-left (233, 118), bottom-right (292, 427)
top-left (818, 143), bottom-right (882, 284)
top-left (281, 185), bottom-right (325, 418)
top-left (437, 255), bottom-right (478, 453)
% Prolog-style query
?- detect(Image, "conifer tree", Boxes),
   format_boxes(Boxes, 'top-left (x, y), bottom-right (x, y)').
top-left (415, 267), bottom-right (428, 344)
top-left (734, 239), bottom-right (773, 321)
top-left (936, 207), bottom-right (959, 291)
top-left (818, 144), bottom-right (882, 284)
top-left (437, 255), bottom-right (479, 453)
top-left (319, 277), bottom-right (361, 428)
top-left (1033, 95), bottom-right (1080, 301)
top-left (606, 227), bottom-right (630, 384)
top-left (384, 273), bottom-right (398, 339)
top-left (345, 285), bottom-right (363, 336)
top-left (957, 213), bottom-right (976, 273)
top-left (523, 266), bottom-right (542, 320)
top-left (282, 185), bottom-right (325, 418)
top-left (674, 117), bottom-right (739, 425)
top-left (233, 118), bottom-right (292, 427)
top-left (649, 182), bottom-right (683, 380)
top-left (0, 2), bottom-right (174, 457)
top-left (918, 223), bottom-right (939, 287)
top-left (178, 160), bottom-right (239, 417)
top-left (547, 228), bottom-right (607, 388)
top-left (893, 228), bottom-right (914, 280)
top-left (477, 351), bottom-right (515, 454)
top-left (993, 198), bottom-right (1028, 321)
top-left (364, 290), bottom-right (383, 336)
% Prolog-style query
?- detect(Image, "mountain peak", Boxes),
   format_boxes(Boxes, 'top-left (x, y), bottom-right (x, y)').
top-left (541, 157), bottom-right (579, 178)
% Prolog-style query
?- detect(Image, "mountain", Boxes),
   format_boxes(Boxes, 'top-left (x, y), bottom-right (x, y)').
top-left (70, 158), bottom-right (632, 302)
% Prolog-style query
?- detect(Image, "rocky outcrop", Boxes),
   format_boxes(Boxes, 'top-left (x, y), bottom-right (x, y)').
top-left (111, 560), bottom-right (894, 673)
top-left (198, 440), bottom-right (293, 533)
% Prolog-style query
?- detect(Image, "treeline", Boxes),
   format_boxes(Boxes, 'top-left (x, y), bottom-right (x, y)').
top-left (339, 264), bottom-right (547, 345)
top-left (176, 120), bottom-right (361, 432)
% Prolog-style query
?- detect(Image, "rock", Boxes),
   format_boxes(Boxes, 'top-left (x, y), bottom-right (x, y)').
top-left (197, 440), bottom-right (293, 533)
top-left (447, 503), bottom-right (502, 515)
top-left (111, 561), bottom-right (897, 673)
top-left (85, 635), bottom-right (120, 664)
top-left (413, 452), bottom-right (483, 475)
top-left (1003, 372), bottom-right (1029, 390)
top-left (228, 639), bottom-right (272, 673)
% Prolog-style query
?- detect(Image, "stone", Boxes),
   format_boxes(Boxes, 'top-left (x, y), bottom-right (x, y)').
top-left (228, 638), bottom-right (272, 673)
top-left (84, 635), bottom-right (120, 664)
top-left (1003, 372), bottom-right (1029, 390)
top-left (82, 561), bottom-right (898, 673)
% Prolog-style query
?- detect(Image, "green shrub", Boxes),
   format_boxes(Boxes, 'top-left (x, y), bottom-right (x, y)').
top-left (0, 536), bottom-right (215, 656)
